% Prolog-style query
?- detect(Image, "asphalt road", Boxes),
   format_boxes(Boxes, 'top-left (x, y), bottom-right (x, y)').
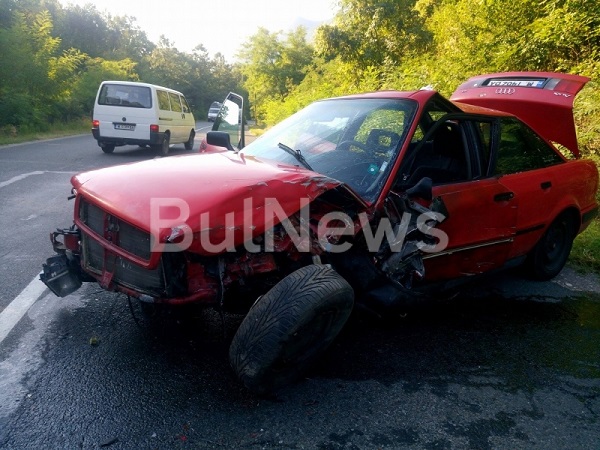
top-left (0, 129), bottom-right (599, 449)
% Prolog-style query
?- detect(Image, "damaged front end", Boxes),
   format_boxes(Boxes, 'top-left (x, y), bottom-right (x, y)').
top-left (40, 227), bottom-right (92, 297)
top-left (330, 177), bottom-right (449, 313)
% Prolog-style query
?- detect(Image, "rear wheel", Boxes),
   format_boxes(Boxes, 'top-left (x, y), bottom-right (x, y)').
top-left (526, 212), bottom-right (577, 280)
top-left (184, 130), bottom-right (195, 150)
top-left (101, 144), bottom-right (115, 154)
top-left (155, 133), bottom-right (170, 156)
top-left (229, 265), bottom-right (354, 395)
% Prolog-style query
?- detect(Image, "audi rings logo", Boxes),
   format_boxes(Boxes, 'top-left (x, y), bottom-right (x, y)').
top-left (495, 88), bottom-right (516, 95)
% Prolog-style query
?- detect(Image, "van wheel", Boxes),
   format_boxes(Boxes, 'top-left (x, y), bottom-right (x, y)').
top-left (229, 265), bottom-right (354, 395)
top-left (101, 144), bottom-right (115, 154)
top-left (156, 133), bottom-right (170, 156)
top-left (184, 130), bottom-right (195, 150)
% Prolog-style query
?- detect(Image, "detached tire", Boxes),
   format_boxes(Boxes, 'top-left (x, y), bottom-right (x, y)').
top-left (526, 212), bottom-right (577, 280)
top-left (229, 265), bottom-right (354, 395)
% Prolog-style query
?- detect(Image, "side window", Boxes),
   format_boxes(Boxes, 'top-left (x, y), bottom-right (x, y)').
top-left (399, 119), bottom-right (470, 186)
top-left (169, 92), bottom-right (182, 112)
top-left (469, 120), bottom-right (494, 178)
top-left (180, 96), bottom-right (191, 113)
top-left (157, 90), bottom-right (170, 111)
top-left (412, 96), bottom-right (458, 143)
top-left (494, 118), bottom-right (563, 175)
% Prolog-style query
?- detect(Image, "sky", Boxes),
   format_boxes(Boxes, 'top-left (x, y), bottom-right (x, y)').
top-left (57, 0), bottom-right (338, 61)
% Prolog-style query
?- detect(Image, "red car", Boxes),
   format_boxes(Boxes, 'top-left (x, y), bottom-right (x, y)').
top-left (42, 72), bottom-right (598, 394)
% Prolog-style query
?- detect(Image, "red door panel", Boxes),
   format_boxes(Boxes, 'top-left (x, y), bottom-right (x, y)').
top-left (423, 178), bottom-right (517, 280)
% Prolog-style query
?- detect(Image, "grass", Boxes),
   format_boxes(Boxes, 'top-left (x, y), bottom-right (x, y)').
top-left (570, 218), bottom-right (600, 275)
top-left (0, 118), bottom-right (89, 146)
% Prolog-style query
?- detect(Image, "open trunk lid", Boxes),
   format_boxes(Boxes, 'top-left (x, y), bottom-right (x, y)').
top-left (451, 72), bottom-right (589, 157)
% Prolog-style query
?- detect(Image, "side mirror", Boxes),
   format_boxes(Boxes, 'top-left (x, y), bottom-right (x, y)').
top-left (206, 131), bottom-right (234, 151)
top-left (212, 92), bottom-right (245, 149)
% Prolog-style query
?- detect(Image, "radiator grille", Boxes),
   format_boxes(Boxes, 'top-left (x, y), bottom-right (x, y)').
top-left (79, 199), bottom-right (152, 260)
top-left (79, 199), bottom-right (165, 296)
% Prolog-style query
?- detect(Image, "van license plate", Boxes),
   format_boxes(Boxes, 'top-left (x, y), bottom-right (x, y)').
top-left (114, 123), bottom-right (135, 131)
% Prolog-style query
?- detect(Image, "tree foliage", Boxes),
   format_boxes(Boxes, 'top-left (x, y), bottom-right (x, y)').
top-left (1, 0), bottom-right (598, 160)
top-left (237, 27), bottom-right (314, 123)
top-left (263, 0), bottom-right (600, 160)
top-left (0, 0), bottom-right (242, 134)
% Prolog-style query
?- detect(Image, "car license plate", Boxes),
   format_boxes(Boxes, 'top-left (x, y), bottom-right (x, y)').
top-left (114, 123), bottom-right (135, 131)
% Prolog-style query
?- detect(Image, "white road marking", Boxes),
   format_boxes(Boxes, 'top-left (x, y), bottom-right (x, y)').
top-left (0, 171), bottom-right (44, 188)
top-left (0, 274), bottom-right (47, 345)
top-left (0, 170), bottom-right (73, 189)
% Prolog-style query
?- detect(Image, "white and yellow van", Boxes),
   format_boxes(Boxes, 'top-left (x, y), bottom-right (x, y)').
top-left (92, 81), bottom-right (196, 155)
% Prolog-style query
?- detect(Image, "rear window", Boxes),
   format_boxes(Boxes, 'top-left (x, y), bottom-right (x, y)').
top-left (98, 84), bottom-right (151, 108)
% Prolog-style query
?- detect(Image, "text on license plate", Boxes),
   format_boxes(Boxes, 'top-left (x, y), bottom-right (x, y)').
top-left (114, 123), bottom-right (135, 131)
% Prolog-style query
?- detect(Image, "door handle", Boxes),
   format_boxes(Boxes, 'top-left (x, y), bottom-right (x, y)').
top-left (541, 181), bottom-right (552, 190)
top-left (494, 192), bottom-right (514, 202)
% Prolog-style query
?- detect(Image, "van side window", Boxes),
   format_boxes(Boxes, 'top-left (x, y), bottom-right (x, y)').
top-left (157, 90), bottom-right (171, 111)
top-left (169, 92), bottom-right (182, 112)
top-left (181, 96), bottom-right (191, 114)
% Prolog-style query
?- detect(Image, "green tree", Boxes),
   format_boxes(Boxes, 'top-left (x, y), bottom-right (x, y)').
top-left (0, 10), bottom-right (64, 129)
top-left (237, 27), bottom-right (314, 123)
top-left (315, 0), bottom-right (430, 81)
top-left (70, 57), bottom-right (139, 118)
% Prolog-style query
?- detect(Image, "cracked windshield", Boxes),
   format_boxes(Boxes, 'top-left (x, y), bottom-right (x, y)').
top-left (242, 98), bottom-right (417, 203)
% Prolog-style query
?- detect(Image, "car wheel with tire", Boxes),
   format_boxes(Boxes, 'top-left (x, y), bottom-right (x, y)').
top-left (184, 130), bottom-right (195, 150)
top-left (101, 144), bottom-right (115, 154)
top-left (526, 212), bottom-right (577, 280)
top-left (229, 264), bottom-right (354, 395)
top-left (156, 133), bottom-right (170, 156)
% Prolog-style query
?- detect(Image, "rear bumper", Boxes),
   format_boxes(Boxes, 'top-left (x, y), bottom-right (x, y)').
top-left (92, 129), bottom-right (164, 147)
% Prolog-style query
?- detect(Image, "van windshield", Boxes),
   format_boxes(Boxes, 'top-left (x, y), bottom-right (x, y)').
top-left (98, 84), bottom-right (152, 108)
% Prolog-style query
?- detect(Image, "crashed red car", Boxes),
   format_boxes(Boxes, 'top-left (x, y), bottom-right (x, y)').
top-left (42, 72), bottom-right (599, 394)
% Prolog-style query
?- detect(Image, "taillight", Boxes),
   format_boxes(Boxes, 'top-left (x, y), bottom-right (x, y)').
top-left (92, 120), bottom-right (99, 129)
top-left (150, 124), bottom-right (159, 133)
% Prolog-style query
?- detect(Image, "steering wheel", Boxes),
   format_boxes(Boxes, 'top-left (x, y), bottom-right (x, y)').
top-left (327, 161), bottom-right (382, 195)
top-left (336, 140), bottom-right (370, 154)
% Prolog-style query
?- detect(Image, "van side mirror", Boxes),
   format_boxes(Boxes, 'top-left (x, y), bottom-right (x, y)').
top-left (206, 131), bottom-right (235, 151)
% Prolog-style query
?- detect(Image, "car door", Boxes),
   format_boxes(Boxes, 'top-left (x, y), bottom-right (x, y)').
top-left (489, 117), bottom-right (567, 259)
top-left (402, 115), bottom-right (519, 280)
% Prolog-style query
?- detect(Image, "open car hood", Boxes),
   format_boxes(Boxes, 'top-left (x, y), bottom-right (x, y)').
top-left (72, 153), bottom-right (365, 251)
top-left (451, 72), bottom-right (589, 157)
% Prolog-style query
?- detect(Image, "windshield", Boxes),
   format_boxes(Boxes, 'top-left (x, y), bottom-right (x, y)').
top-left (242, 98), bottom-right (417, 203)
